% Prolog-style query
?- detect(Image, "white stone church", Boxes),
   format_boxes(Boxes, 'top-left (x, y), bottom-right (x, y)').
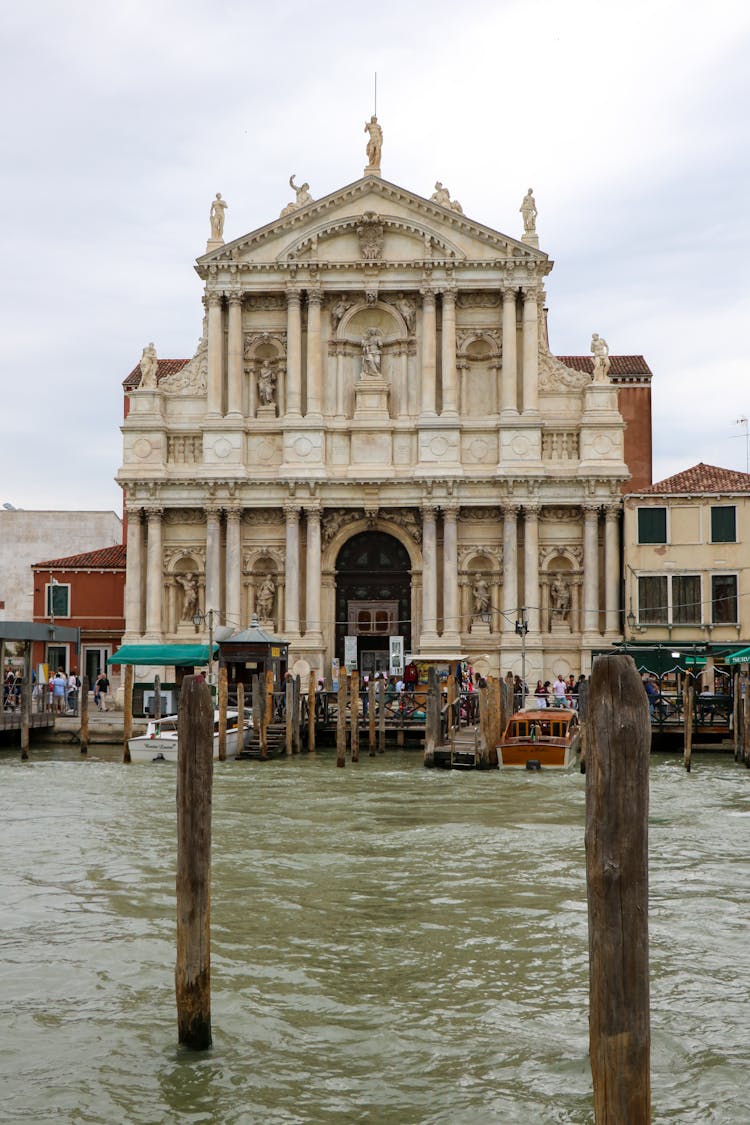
top-left (118, 122), bottom-right (652, 685)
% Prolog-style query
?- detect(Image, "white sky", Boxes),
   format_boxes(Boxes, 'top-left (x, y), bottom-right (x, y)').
top-left (2, 0), bottom-right (749, 514)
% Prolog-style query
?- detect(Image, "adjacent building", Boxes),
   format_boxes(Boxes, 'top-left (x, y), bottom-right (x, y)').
top-left (117, 126), bottom-right (654, 686)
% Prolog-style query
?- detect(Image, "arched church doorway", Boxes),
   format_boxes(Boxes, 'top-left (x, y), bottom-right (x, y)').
top-left (335, 531), bottom-right (412, 675)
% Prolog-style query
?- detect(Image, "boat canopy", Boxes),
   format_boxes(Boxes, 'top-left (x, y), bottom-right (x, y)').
top-left (109, 644), bottom-right (218, 666)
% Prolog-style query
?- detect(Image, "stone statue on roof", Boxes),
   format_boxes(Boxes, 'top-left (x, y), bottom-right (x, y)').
top-left (591, 333), bottom-right (611, 382)
top-left (364, 115), bottom-right (383, 171)
top-left (209, 193), bottom-right (227, 240)
top-left (431, 182), bottom-right (463, 213)
top-left (280, 175), bottom-right (314, 217)
top-left (520, 188), bottom-right (537, 234)
top-left (139, 342), bottom-right (158, 389)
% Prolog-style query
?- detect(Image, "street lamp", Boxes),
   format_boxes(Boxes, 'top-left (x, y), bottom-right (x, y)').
top-left (192, 607), bottom-right (215, 684)
top-left (515, 607), bottom-right (528, 703)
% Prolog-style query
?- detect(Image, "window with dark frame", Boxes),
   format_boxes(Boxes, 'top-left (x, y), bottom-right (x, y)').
top-left (710, 506), bottom-right (736, 543)
top-left (638, 575), bottom-right (667, 623)
top-left (46, 583), bottom-right (70, 618)
top-left (637, 507), bottom-right (667, 544)
top-left (711, 574), bottom-right (738, 624)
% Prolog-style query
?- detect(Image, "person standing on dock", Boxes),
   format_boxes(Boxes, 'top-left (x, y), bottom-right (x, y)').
top-left (95, 670), bottom-right (110, 712)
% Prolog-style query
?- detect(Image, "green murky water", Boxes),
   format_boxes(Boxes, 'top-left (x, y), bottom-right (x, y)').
top-left (0, 746), bottom-right (748, 1123)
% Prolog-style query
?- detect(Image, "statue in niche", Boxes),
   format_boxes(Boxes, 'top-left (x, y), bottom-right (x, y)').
top-left (550, 575), bottom-right (571, 620)
top-left (361, 327), bottom-right (383, 377)
top-left (257, 364), bottom-right (276, 406)
top-left (209, 192), bottom-right (227, 239)
top-left (431, 181), bottom-right (463, 214)
top-left (139, 342), bottom-right (158, 389)
top-left (256, 574), bottom-right (276, 620)
top-left (472, 577), bottom-right (491, 618)
top-left (364, 115), bottom-right (383, 168)
top-left (520, 188), bottom-right (537, 234)
top-left (591, 333), bottom-right (611, 382)
top-left (176, 573), bottom-right (200, 622)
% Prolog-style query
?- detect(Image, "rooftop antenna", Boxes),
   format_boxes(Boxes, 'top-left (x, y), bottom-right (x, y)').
top-left (735, 416), bottom-right (749, 473)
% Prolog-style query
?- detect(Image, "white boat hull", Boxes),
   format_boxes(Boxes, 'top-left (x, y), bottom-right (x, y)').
top-left (128, 712), bottom-right (244, 762)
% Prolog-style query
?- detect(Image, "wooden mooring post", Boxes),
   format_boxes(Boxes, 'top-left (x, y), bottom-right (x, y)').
top-left (578, 679), bottom-right (589, 774)
top-left (336, 673), bottom-right (348, 768)
top-left (122, 667), bottom-right (133, 763)
top-left (743, 679), bottom-right (750, 768)
top-left (377, 677), bottom-right (386, 754)
top-left (80, 674), bottom-right (90, 755)
top-left (154, 674), bottom-right (162, 721)
top-left (586, 654), bottom-right (651, 1123)
top-left (293, 674), bottom-right (301, 755)
top-left (350, 670), bottom-right (360, 762)
top-left (423, 667), bottom-right (438, 766)
top-left (368, 678), bottom-right (376, 756)
top-left (307, 675), bottom-right (315, 754)
top-left (285, 675), bottom-right (294, 756)
top-left (175, 675), bottom-right (213, 1050)
top-left (683, 679), bottom-right (694, 773)
top-left (732, 672), bottom-right (740, 761)
top-left (217, 665), bottom-right (228, 762)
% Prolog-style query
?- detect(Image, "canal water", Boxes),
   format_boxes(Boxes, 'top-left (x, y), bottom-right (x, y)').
top-left (1, 746), bottom-right (748, 1124)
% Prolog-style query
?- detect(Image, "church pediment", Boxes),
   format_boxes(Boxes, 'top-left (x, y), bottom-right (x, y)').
top-left (196, 177), bottom-right (548, 275)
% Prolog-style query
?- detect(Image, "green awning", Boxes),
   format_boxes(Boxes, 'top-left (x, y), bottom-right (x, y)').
top-left (109, 644), bottom-right (218, 666)
top-left (726, 647), bottom-right (750, 665)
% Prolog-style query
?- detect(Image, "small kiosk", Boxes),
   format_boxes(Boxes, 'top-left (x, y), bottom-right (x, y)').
top-left (218, 616), bottom-right (289, 697)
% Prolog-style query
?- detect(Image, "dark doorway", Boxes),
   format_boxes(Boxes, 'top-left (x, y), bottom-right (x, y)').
top-left (335, 531), bottom-right (411, 669)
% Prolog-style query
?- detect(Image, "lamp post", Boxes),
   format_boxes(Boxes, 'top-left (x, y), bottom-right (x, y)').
top-left (192, 608), bottom-right (215, 684)
top-left (515, 607), bottom-right (528, 705)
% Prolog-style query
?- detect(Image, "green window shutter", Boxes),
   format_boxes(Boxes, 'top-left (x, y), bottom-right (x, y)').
top-left (711, 506), bottom-right (736, 543)
top-left (637, 507), bottom-right (667, 544)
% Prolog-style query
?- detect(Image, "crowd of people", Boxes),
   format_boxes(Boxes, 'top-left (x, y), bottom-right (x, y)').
top-left (529, 673), bottom-right (587, 710)
top-left (3, 665), bottom-right (110, 714)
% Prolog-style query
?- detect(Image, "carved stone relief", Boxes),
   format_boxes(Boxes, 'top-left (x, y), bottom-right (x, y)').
top-left (165, 509), bottom-right (206, 525)
top-left (457, 292), bottom-right (501, 308)
top-left (357, 212), bottom-right (384, 260)
top-left (160, 333), bottom-right (208, 394)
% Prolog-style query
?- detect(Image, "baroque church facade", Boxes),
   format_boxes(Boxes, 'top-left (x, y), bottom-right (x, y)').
top-left (118, 124), bottom-right (652, 685)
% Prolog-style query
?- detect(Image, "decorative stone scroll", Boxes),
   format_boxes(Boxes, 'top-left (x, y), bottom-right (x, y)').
top-left (160, 334), bottom-right (208, 394)
top-left (538, 343), bottom-right (590, 392)
top-left (357, 212), bottom-right (384, 260)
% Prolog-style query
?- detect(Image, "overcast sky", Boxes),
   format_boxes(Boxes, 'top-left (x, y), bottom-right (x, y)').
top-left (2, 0), bottom-right (749, 515)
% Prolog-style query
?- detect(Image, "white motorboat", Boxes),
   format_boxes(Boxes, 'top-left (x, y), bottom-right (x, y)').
top-left (128, 709), bottom-right (247, 762)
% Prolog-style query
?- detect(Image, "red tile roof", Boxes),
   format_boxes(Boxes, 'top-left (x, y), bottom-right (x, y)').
top-left (556, 355), bottom-right (652, 376)
top-left (33, 545), bottom-right (127, 569)
top-left (123, 359), bottom-right (190, 389)
top-left (634, 463), bottom-right (750, 495)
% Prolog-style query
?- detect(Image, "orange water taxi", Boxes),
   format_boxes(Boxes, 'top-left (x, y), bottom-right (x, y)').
top-left (497, 708), bottom-right (580, 769)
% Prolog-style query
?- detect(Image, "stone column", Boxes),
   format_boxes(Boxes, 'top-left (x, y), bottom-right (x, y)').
top-left (305, 507), bottom-right (322, 640)
top-left (501, 286), bottom-right (518, 414)
top-left (605, 506), bottom-right (620, 635)
top-left (421, 505), bottom-right (438, 641)
top-left (225, 507), bottom-right (242, 627)
top-left (286, 288), bottom-right (302, 417)
top-left (144, 508), bottom-right (163, 638)
top-left (306, 289), bottom-right (323, 418)
top-left (521, 285), bottom-right (539, 414)
top-left (124, 507), bottom-right (143, 637)
top-left (583, 505), bottom-right (601, 635)
top-left (284, 505), bottom-right (301, 635)
top-left (523, 505), bottom-right (540, 634)
top-left (206, 291), bottom-right (224, 417)
top-left (441, 289), bottom-right (458, 416)
top-left (442, 505), bottom-right (460, 642)
top-left (205, 507), bottom-right (222, 618)
top-left (420, 289), bottom-right (437, 415)
top-left (502, 503), bottom-right (519, 633)
top-left (226, 292), bottom-right (243, 417)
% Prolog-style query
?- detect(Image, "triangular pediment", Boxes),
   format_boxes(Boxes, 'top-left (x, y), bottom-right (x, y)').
top-left (196, 176), bottom-right (549, 275)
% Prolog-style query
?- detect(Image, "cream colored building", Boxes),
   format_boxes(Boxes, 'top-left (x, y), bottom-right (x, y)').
top-left (118, 129), bottom-right (651, 684)
top-left (624, 463), bottom-right (750, 647)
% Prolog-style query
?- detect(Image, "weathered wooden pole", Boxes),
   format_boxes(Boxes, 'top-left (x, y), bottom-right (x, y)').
top-left (489, 676), bottom-right (502, 751)
top-left (20, 679), bottom-right (30, 761)
top-left (154, 674), bottom-right (162, 721)
top-left (368, 679), bottom-right (376, 756)
top-left (251, 674), bottom-right (262, 754)
top-left (263, 669), bottom-right (273, 758)
top-left (378, 677), bottom-right (386, 753)
top-left (259, 673), bottom-right (268, 760)
top-left (293, 674), bottom-right (301, 755)
top-left (307, 674), bottom-right (316, 754)
top-left (732, 672), bottom-right (740, 761)
top-left (743, 680), bottom-right (750, 767)
top-left (176, 674), bottom-right (213, 1050)
top-left (447, 674), bottom-right (456, 755)
top-left (217, 665), bottom-right (228, 762)
top-left (336, 673), bottom-right (348, 768)
top-left (81, 674), bottom-right (91, 756)
top-left (236, 681), bottom-right (245, 753)
top-left (350, 670), bottom-right (360, 762)
top-left (586, 654), bottom-right (651, 1123)
top-left (423, 666), bottom-right (438, 766)
top-left (578, 679), bottom-right (589, 774)
top-left (683, 680), bottom-right (694, 773)
top-left (120, 670), bottom-right (132, 760)
top-left (285, 676), bottom-right (294, 756)
top-left (478, 683), bottom-right (490, 767)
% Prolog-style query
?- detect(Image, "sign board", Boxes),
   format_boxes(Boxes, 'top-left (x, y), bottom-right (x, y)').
top-left (344, 636), bottom-right (358, 672)
top-left (389, 636), bottom-right (404, 676)
top-left (331, 658), bottom-right (340, 691)
top-left (684, 656), bottom-right (707, 667)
